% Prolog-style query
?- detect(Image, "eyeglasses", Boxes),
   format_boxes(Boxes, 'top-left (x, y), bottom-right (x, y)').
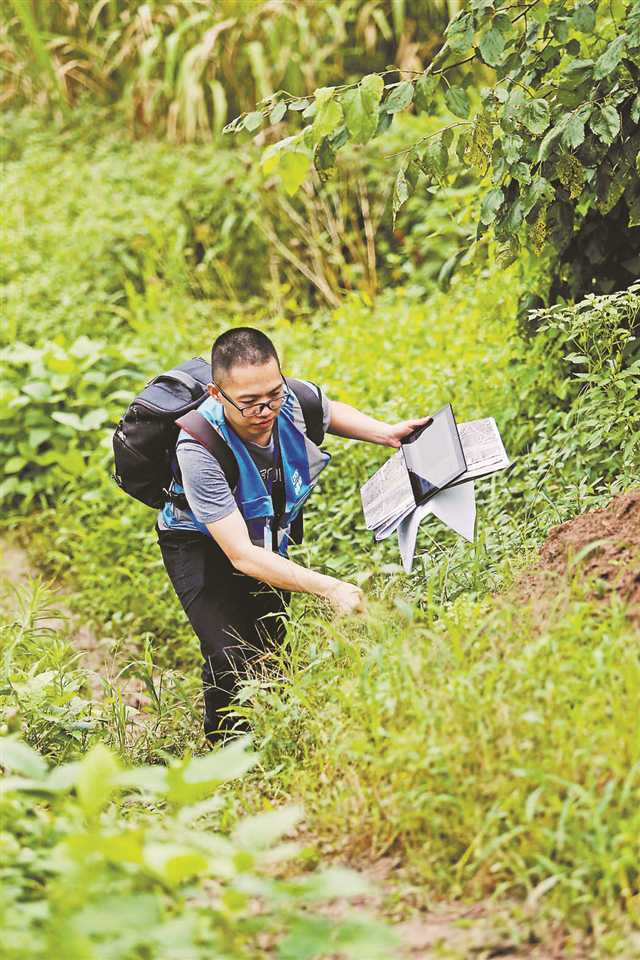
top-left (213, 380), bottom-right (289, 418)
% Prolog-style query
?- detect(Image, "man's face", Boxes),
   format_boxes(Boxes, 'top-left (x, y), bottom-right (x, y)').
top-left (208, 357), bottom-right (284, 441)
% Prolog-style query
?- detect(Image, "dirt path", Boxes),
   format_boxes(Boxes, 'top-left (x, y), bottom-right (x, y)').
top-left (313, 854), bottom-right (587, 959)
top-left (0, 533), bottom-right (151, 711)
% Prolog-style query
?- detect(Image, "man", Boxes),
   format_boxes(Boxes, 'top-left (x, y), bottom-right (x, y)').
top-left (155, 327), bottom-right (429, 742)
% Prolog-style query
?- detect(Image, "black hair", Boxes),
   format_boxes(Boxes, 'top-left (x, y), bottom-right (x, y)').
top-left (211, 327), bottom-right (280, 383)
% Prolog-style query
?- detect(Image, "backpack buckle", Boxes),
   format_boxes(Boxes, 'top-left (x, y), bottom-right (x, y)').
top-left (164, 488), bottom-right (189, 510)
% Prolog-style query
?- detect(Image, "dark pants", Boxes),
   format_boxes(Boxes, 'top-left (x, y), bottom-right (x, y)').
top-left (154, 523), bottom-right (290, 742)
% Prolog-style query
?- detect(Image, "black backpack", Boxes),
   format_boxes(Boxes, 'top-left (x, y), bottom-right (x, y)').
top-left (111, 357), bottom-right (324, 520)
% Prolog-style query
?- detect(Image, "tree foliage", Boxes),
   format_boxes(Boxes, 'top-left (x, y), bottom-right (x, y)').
top-left (229, 0), bottom-right (640, 302)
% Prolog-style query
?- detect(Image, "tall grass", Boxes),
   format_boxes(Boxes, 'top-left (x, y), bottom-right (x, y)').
top-left (243, 585), bottom-right (640, 932)
top-left (2, 0), bottom-right (458, 140)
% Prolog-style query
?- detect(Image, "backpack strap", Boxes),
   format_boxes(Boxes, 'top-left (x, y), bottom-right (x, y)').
top-left (286, 378), bottom-right (325, 445)
top-left (174, 410), bottom-right (239, 489)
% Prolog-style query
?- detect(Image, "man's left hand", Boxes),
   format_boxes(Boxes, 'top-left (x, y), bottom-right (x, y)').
top-left (382, 415), bottom-right (433, 449)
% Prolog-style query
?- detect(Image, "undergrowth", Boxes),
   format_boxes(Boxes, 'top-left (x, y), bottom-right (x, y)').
top-left (2, 115), bottom-right (640, 956)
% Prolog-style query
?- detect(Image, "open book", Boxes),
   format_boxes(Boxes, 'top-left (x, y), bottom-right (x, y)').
top-left (360, 415), bottom-right (511, 542)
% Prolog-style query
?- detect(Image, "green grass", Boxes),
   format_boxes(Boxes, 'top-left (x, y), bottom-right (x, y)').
top-left (2, 114), bottom-right (640, 956)
top-left (242, 585), bottom-right (640, 926)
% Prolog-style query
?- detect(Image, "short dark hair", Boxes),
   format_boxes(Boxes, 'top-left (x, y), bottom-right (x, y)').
top-left (211, 327), bottom-right (280, 383)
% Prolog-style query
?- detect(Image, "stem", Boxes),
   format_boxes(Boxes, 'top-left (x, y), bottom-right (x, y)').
top-left (383, 121), bottom-right (473, 159)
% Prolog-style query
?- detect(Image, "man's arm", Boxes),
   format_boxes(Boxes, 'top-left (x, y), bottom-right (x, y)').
top-left (327, 399), bottom-right (432, 448)
top-left (206, 510), bottom-right (364, 615)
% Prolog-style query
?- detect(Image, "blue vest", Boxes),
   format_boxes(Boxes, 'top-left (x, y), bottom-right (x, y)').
top-left (159, 392), bottom-right (330, 556)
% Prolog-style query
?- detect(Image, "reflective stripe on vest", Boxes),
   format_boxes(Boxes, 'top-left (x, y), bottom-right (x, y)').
top-left (160, 390), bottom-right (330, 555)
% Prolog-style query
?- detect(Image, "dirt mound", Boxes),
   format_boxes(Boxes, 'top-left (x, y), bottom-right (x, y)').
top-left (518, 491), bottom-right (640, 620)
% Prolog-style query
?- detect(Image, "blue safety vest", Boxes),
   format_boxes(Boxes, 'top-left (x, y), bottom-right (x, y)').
top-left (159, 391), bottom-right (330, 556)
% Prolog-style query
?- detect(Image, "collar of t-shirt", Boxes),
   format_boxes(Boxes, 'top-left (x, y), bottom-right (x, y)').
top-left (244, 435), bottom-right (278, 488)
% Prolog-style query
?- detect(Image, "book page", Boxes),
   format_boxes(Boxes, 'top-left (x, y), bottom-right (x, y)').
top-left (455, 418), bottom-right (510, 482)
top-left (360, 450), bottom-right (414, 531)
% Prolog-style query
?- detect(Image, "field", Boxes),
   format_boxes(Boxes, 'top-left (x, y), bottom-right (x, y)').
top-left (2, 2), bottom-right (640, 957)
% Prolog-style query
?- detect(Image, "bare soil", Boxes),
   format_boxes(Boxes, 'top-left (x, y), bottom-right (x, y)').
top-left (517, 490), bottom-right (640, 621)
top-left (0, 533), bottom-right (151, 711)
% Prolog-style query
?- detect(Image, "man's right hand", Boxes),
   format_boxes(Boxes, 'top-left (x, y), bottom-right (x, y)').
top-left (324, 580), bottom-right (366, 615)
top-left (206, 511), bottom-right (367, 615)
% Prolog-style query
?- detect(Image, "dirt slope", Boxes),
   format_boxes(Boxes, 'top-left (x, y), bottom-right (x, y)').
top-left (518, 490), bottom-right (640, 621)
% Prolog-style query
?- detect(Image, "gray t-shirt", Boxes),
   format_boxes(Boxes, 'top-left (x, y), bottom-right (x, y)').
top-left (157, 383), bottom-right (331, 530)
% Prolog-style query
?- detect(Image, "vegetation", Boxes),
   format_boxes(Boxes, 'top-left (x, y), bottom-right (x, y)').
top-left (2, 0), bottom-right (456, 137)
top-left (1, 606), bottom-right (394, 960)
top-left (231, 0), bottom-right (640, 303)
top-left (2, 1), bottom-right (640, 956)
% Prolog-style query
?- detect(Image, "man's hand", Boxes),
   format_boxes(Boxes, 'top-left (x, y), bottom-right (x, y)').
top-left (324, 580), bottom-right (366, 615)
top-left (382, 415), bottom-right (433, 449)
top-left (327, 401), bottom-right (433, 449)
top-left (207, 511), bottom-right (367, 614)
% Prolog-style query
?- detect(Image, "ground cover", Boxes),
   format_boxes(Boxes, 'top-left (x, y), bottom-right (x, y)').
top-left (2, 116), bottom-right (640, 956)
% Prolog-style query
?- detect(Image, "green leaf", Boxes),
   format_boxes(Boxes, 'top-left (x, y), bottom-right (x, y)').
top-left (480, 188), bottom-right (504, 225)
top-left (422, 133), bottom-right (449, 178)
top-left (562, 113), bottom-right (586, 149)
top-left (538, 117), bottom-right (568, 161)
top-left (392, 166), bottom-right (410, 224)
top-left (279, 150), bottom-right (312, 195)
top-left (502, 132), bottom-right (523, 165)
top-left (415, 75), bottom-right (438, 115)
top-left (525, 176), bottom-right (555, 214)
top-left (329, 124), bottom-right (348, 149)
top-left (143, 843), bottom-right (210, 887)
top-left (244, 111), bottom-right (263, 132)
top-left (593, 35), bottom-right (626, 81)
top-left (288, 99), bottom-right (310, 112)
top-left (572, 3), bottom-right (596, 32)
top-left (384, 80), bottom-right (414, 114)
top-left (118, 765), bottom-right (169, 795)
top-left (4, 456), bottom-right (26, 474)
top-left (51, 411), bottom-right (83, 429)
top-left (81, 409), bottom-right (108, 430)
top-left (22, 381), bottom-right (49, 401)
top-left (479, 26), bottom-right (506, 67)
top-left (590, 104), bottom-right (621, 144)
top-left (28, 428), bottom-right (50, 448)
top-left (76, 743), bottom-right (121, 819)
top-left (261, 133), bottom-right (296, 175)
top-left (505, 198), bottom-right (525, 233)
top-left (183, 736), bottom-right (257, 786)
top-left (445, 12), bottom-right (474, 52)
top-left (630, 5), bottom-right (640, 46)
top-left (445, 86), bottom-right (470, 119)
top-left (46, 762), bottom-right (82, 793)
top-left (295, 866), bottom-right (371, 902)
top-left (233, 805), bottom-right (303, 849)
top-left (520, 99), bottom-right (550, 135)
top-left (56, 448), bottom-right (85, 475)
top-left (342, 74), bottom-right (384, 144)
top-left (0, 736), bottom-right (48, 780)
top-left (311, 94), bottom-right (343, 145)
top-left (313, 138), bottom-right (337, 180)
top-left (71, 335), bottom-right (100, 359)
top-left (562, 59), bottom-right (594, 88)
top-left (630, 94), bottom-right (640, 125)
top-left (270, 101), bottom-right (287, 124)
